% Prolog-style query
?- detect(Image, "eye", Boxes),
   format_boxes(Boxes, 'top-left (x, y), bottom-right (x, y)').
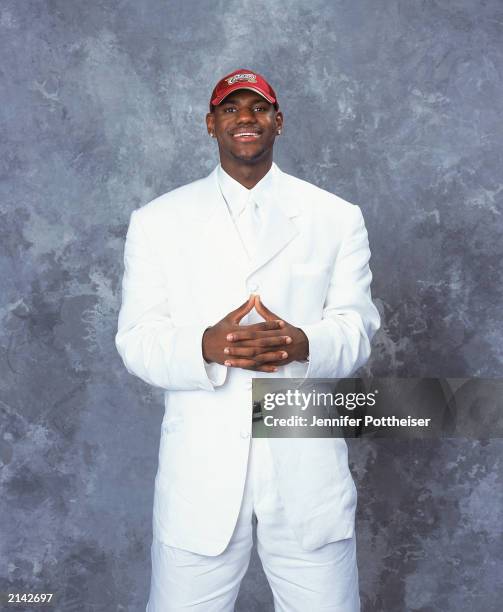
top-left (223, 107), bottom-right (237, 113)
top-left (254, 106), bottom-right (267, 112)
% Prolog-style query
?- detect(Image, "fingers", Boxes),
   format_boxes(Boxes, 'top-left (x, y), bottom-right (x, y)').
top-left (224, 357), bottom-right (263, 369)
top-left (226, 328), bottom-right (291, 342)
top-left (229, 296), bottom-right (284, 327)
top-left (223, 356), bottom-right (287, 372)
top-left (224, 347), bottom-right (289, 361)
top-left (254, 295), bottom-right (278, 321)
top-left (255, 364), bottom-right (280, 373)
top-left (254, 350), bottom-right (289, 364)
top-left (225, 335), bottom-right (292, 350)
top-left (240, 319), bottom-right (285, 333)
top-left (230, 295), bottom-right (256, 323)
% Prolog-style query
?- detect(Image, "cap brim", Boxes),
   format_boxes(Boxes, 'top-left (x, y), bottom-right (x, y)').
top-left (211, 85), bottom-right (276, 107)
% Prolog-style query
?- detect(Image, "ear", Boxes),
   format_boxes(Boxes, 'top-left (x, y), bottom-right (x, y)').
top-left (275, 110), bottom-right (284, 133)
top-left (206, 112), bottom-right (215, 136)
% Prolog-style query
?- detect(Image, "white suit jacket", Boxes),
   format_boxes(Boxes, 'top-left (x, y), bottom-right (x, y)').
top-left (115, 162), bottom-right (380, 555)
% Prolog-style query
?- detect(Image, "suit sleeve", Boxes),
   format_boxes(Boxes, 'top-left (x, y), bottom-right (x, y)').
top-left (115, 209), bottom-right (228, 391)
top-left (300, 205), bottom-right (380, 378)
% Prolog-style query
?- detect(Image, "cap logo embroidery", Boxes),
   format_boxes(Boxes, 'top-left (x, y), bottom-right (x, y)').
top-left (225, 73), bottom-right (257, 85)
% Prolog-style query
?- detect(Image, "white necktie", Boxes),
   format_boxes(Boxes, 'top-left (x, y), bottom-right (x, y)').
top-left (238, 194), bottom-right (261, 260)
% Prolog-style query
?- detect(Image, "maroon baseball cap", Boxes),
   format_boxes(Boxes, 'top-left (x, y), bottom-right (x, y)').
top-left (210, 69), bottom-right (279, 110)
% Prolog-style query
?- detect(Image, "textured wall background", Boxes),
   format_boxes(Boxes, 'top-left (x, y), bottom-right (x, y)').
top-left (1, 1), bottom-right (502, 610)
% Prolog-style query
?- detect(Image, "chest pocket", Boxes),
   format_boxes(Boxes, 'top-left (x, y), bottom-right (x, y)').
top-left (288, 263), bottom-right (332, 324)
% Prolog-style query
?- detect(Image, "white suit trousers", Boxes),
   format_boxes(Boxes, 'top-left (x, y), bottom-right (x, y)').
top-left (146, 438), bottom-right (360, 611)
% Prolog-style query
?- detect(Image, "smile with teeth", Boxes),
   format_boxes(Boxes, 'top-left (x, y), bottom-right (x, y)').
top-left (233, 132), bottom-right (261, 139)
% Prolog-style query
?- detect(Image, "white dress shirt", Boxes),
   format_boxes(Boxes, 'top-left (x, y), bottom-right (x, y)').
top-left (217, 163), bottom-right (274, 261)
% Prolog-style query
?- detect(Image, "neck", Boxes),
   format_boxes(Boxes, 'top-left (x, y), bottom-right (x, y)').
top-left (219, 155), bottom-right (273, 190)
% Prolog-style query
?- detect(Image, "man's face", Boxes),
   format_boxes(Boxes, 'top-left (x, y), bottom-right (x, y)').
top-left (206, 89), bottom-right (283, 164)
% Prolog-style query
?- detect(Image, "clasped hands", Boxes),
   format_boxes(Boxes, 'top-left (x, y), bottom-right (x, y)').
top-left (202, 295), bottom-right (309, 373)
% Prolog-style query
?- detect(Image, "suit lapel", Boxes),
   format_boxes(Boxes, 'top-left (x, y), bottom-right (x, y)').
top-left (193, 164), bottom-right (301, 281)
top-left (247, 164), bottom-right (300, 278)
top-left (195, 167), bottom-right (250, 281)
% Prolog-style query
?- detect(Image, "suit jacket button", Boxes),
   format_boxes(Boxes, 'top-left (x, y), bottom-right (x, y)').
top-left (240, 430), bottom-right (250, 439)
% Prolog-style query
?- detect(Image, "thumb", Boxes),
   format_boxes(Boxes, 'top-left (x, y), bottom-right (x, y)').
top-left (230, 294), bottom-right (255, 324)
top-left (254, 295), bottom-right (280, 321)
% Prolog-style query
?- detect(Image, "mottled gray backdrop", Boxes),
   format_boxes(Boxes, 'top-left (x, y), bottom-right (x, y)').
top-left (1, 1), bottom-right (502, 611)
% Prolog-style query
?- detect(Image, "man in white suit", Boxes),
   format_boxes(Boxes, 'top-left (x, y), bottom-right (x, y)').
top-left (115, 68), bottom-right (380, 611)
